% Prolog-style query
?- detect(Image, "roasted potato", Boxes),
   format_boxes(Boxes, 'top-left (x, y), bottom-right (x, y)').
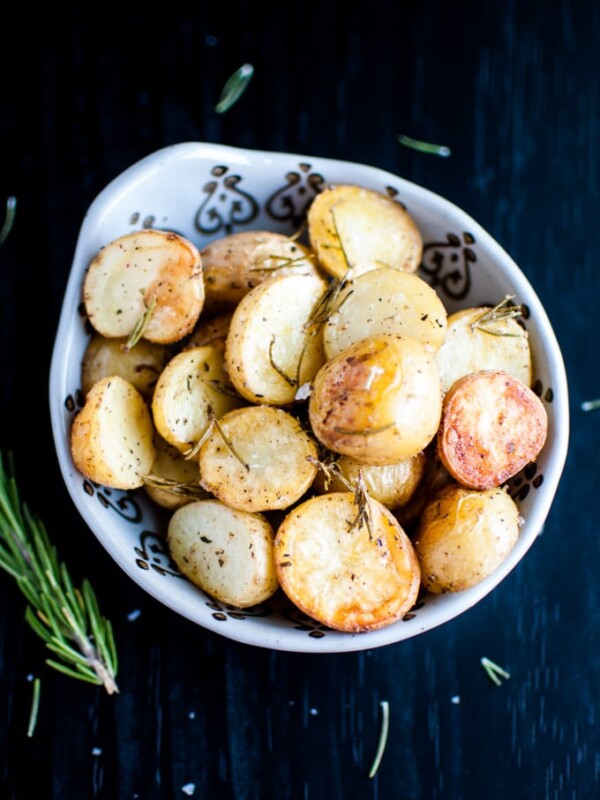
top-left (309, 334), bottom-right (442, 464)
top-left (200, 229), bottom-right (323, 315)
top-left (198, 405), bottom-right (318, 512)
top-left (142, 434), bottom-right (208, 510)
top-left (437, 370), bottom-right (548, 490)
top-left (414, 483), bottom-right (521, 593)
top-left (184, 311), bottom-right (233, 349)
top-left (323, 267), bottom-right (447, 359)
top-left (151, 344), bottom-right (243, 460)
top-left (274, 492), bottom-right (421, 631)
top-left (70, 375), bottom-right (156, 490)
top-left (83, 229), bottom-right (204, 345)
top-left (307, 184), bottom-right (422, 279)
top-left (81, 332), bottom-right (170, 399)
top-left (225, 272), bottom-right (328, 405)
top-left (435, 301), bottom-right (532, 393)
top-left (168, 499), bottom-right (279, 607)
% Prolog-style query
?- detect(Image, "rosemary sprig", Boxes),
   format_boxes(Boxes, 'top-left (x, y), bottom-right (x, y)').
top-left (480, 656), bottom-right (510, 686)
top-left (0, 196), bottom-right (16, 244)
top-left (140, 474), bottom-right (207, 500)
top-left (184, 412), bottom-right (249, 471)
top-left (0, 452), bottom-right (119, 694)
top-left (122, 294), bottom-right (157, 353)
top-left (349, 469), bottom-right (374, 539)
top-left (249, 252), bottom-right (316, 273)
top-left (269, 336), bottom-right (297, 387)
top-left (398, 133), bottom-right (451, 157)
top-left (368, 700), bottom-right (390, 778)
top-left (215, 63), bottom-right (254, 114)
top-left (470, 295), bottom-right (525, 337)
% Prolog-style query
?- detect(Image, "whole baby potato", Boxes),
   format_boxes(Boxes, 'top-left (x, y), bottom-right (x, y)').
top-left (308, 334), bottom-right (442, 465)
top-left (414, 482), bottom-right (521, 593)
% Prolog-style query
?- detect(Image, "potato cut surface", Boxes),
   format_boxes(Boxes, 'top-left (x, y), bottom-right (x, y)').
top-left (225, 272), bottom-right (328, 405)
top-left (307, 184), bottom-right (422, 279)
top-left (309, 333), bottom-right (442, 464)
top-left (70, 375), bottom-right (156, 490)
top-left (274, 492), bottom-right (421, 631)
top-left (198, 405), bottom-right (318, 512)
top-left (81, 333), bottom-right (170, 399)
top-left (437, 370), bottom-right (548, 489)
top-left (83, 229), bottom-right (204, 344)
top-left (414, 483), bottom-right (521, 593)
top-left (168, 499), bottom-right (279, 607)
top-left (435, 305), bottom-right (532, 393)
top-left (151, 344), bottom-right (244, 459)
top-left (324, 267), bottom-right (447, 358)
top-left (143, 434), bottom-right (208, 510)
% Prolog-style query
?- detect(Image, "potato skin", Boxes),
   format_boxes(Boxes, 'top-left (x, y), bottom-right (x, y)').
top-left (308, 334), bottom-right (442, 464)
top-left (414, 483), bottom-right (521, 593)
top-left (437, 370), bottom-right (548, 490)
top-left (167, 499), bottom-right (279, 607)
top-left (81, 333), bottom-right (170, 399)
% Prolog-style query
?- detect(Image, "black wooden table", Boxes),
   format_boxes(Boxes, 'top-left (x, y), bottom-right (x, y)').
top-left (1, 2), bottom-right (598, 798)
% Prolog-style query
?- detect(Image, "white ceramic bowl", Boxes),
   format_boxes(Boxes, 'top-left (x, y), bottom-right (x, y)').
top-left (49, 141), bottom-right (569, 653)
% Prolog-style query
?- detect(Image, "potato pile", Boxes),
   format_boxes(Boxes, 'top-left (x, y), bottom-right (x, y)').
top-left (70, 184), bottom-right (548, 632)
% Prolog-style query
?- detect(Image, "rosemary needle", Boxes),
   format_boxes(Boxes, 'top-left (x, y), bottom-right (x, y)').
top-left (0, 196), bottom-right (16, 244)
top-left (215, 63), bottom-right (254, 114)
top-left (398, 133), bottom-right (451, 158)
top-left (480, 657), bottom-right (511, 686)
top-left (27, 677), bottom-right (41, 738)
top-left (368, 700), bottom-right (390, 778)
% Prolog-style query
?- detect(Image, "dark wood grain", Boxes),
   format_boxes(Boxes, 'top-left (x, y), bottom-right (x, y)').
top-left (1, 1), bottom-right (598, 798)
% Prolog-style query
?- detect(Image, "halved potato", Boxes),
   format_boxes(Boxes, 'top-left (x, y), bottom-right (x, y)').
top-left (198, 405), bottom-right (318, 512)
top-left (414, 483), bottom-right (521, 593)
top-left (81, 332), bottom-right (170, 399)
top-left (142, 434), bottom-right (208, 510)
top-left (274, 492), bottom-right (421, 632)
top-left (151, 344), bottom-right (243, 460)
top-left (307, 184), bottom-right (422, 279)
top-left (201, 230), bottom-right (323, 315)
top-left (437, 370), bottom-right (548, 490)
top-left (168, 499), bottom-right (279, 607)
top-left (83, 229), bottom-right (204, 345)
top-left (184, 311), bottom-right (233, 350)
top-left (323, 267), bottom-right (447, 359)
top-left (309, 334), bottom-right (442, 464)
top-left (70, 375), bottom-right (156, 490)
top-left (225, 272), bottom-right (328, 405)
top-left (435, 303), bottom-right (532, 393)
top-left (312, 452), bottom-right (426, 511)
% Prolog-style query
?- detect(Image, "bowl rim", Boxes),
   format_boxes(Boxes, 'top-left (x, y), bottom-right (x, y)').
top-left (48, 140), bottom-right (570, 652)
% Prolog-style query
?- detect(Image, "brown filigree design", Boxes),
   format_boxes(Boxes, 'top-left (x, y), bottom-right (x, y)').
top-left (82, 481), bottom-right (144, 523)
top-left (280, 605), bottom-right (329, 637)
top-left (508, 462), bottom-right (545, 503)
top-left (420, 232), bottom-right (477, 300)
top-left (265, 163), bottom-right (325, 228)
top-left (134, 530), bottom-right (182, 577)
top-left (194, 165), bottom-right (259, 235)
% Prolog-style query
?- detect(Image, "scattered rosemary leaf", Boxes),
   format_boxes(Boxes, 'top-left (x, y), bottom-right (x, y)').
top-left (122, 294), bottom-right (157, 353)
top-left (480, 656), bottom-right (510, 686)
top-left (26, 677), bottom-right (41, 738)
top-left (398, 133), bottom-right (451, 158)
top-left (0, 451), bottom-right (118, 694)
top-left (215, 63), bottom-right (254, 114)
top-left (582, 398), bottom-right (600, 412)
top-left (368, 700), bottom-right (390, 778)
top-left (0, 196), bottom-right (16, 244)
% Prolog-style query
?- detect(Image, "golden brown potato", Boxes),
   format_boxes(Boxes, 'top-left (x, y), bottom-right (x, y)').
top-left (198, 405), bottom-right (318, 512)
top-left (151, 344), bottom-right (244, 460)
top-left (183, 311), bottom-right (233, 349)
top-left (437, 370), bottom-right (548, 490)
top-left (142, 434), bottom-right (208, 510)
top-left (83, 229), bottom-right (204, 345)
top-left (307, 184), bottom-right (422, 279)
top-left (435, 302), bottom-right (532, 393)
top-left (70, 375), bottom-right (156, 490)
top-left (168, 499), bottom-right (279, 607)
top-left (312, 452), bottom-right (426, 511)
top-left (224, 272), bottom-right (328, 405)
top-left (81, 332), bottom-right (170, 399)
top-left (274, 492), bottom-right (421, 632)
top-left (200, 230), bottom-right (323, 315)
top-left (323, 267), bottom-right (447, 359)
top-left (414, 483), bottom-right (521, 593)
top-left (308, 334), bottom-right (442, 465)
